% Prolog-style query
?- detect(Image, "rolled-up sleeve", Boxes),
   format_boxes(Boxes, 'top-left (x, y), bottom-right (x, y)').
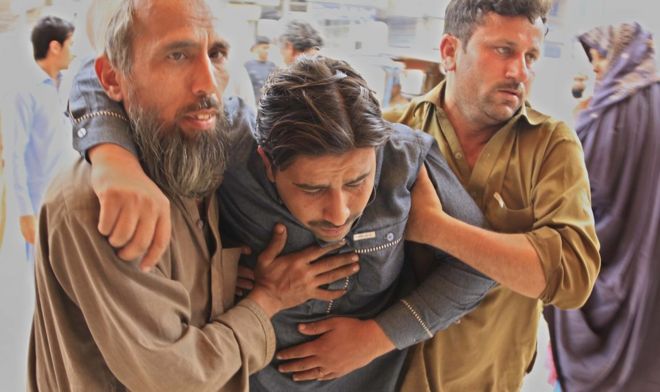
top-left (68, 58), bottom-right (137, 159)
top-left (527, 124), bottom-right (600, 308)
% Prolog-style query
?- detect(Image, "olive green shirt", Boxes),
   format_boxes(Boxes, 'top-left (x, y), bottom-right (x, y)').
top-left (28, 160), bottom-right (276, 391)
top-left (385, 82), bottom-right (600, 392)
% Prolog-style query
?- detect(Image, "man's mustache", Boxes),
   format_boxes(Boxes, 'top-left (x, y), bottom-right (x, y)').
top-left (177, 95), bottom-right (221, 116)
top-left (495, 82), bottom-right (524, 94)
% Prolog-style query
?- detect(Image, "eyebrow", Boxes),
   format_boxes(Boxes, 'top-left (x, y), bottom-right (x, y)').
top-left (160, 38), bottom-right (229, 54)
top-left (160, 40), bottom-right (198, 53)
top-left (491, 39), bottom-right (541, 54)
top-left (293, 172), bottom-right (371, 191)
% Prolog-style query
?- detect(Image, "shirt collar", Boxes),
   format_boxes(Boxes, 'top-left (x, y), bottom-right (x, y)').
top-left (29, 61), bottom-right (62, 87)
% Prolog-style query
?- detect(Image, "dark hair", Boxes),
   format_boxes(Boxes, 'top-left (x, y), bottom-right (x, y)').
top-left (255, 56), bottom-right (391, 170)
top-left (280, 20), bottom-right (324, 53)
top-left (31, 16), bottom-right (75, 60)
top-left (444, 0), bottom-right (551, 44)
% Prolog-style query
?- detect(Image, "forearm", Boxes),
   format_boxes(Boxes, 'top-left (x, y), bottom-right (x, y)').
top-left (424, 211), bottom-right (546, 298)
top-left (376, 249), bottom-right (494, 349)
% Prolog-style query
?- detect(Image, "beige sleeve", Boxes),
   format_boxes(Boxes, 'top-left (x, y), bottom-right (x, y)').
top-left (525, 124), bottom-right (601, 308)
top-left (48, 208), bottom-right (275, 391)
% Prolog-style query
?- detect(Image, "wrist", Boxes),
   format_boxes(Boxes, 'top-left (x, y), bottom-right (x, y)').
top-left (89, 143), bottom-right (139, 168)
top-left (365, 320), bottom-right (395, 356)
top-left (421, 209), bottom-right (451, 248)
top-left (246, 287), bottom-right (282, 318)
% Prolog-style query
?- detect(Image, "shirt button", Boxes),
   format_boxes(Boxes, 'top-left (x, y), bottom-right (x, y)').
top-left (386, 232), bottom-right (394, 242)
top-left (197, 220), bottom-right (204, 230)
top-left (77, 127), bottom-right (87, 138)
top-left (455, 152), bottom-right (463, 159)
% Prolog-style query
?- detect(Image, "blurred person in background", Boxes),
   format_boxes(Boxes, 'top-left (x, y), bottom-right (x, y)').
top-left (545, 22), bottom-right (660, 392)
top-left (5, 16), bottom-right (75, 260)
top-left (279, 20), bottom-right (323, 65)
top-left (384, 0), bottom-right (600, 390)
top-left (244, 36), bottom-right (276, 105)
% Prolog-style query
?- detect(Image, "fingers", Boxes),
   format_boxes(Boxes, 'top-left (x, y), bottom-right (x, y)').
top-left (139, 215), bottom-right (171, 272)
top-left (97, 193), bottom-right (121, 236)
top-left (299, 239), bottom-right (346, 262)
top-left (277, 342), bottom-right (316, 362)
top-left (298, 319), bottom-right (335, 336)
top-left (277, 356), bottom-right (316, 374)
top-left (240, 246), bottom-right (252, 256)
top-left (236, 278), bottom-right (254, 291)
top-left (292, 367), bottom-right (337, 382)
top-left (314, 263), bottom-right (359, 288)
top-left (257, 224), bottom-right (287, 264)
top-left (311, 252), bottom-right (359, 276)
top-left (238, 265), bottom-right (255, 280)
top-left (107, 206), bottom-right (138, 249)
top-left (117, 210), bottom-right (157, 262)
top-left (236, 265), bottom-right (255, 293)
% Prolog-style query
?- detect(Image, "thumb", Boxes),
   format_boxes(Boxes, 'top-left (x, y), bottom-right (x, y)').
top-left (257, 224), bottom-right (287, 265)
top-left (298, 319), bottom-right (334, 336)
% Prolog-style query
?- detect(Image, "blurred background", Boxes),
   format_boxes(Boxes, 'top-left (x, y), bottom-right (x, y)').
top-left (0, 0), bottom-right (657, 390)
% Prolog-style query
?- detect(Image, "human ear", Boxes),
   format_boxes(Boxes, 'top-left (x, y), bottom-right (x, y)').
top-left (49, 40), bottom-right (62, 56)
top-left (257, 146), bottom-right (276, 182)
top-left (440, 34), bottom-right (459, 72)
top-left (95, 55), bottom-right (124, 102)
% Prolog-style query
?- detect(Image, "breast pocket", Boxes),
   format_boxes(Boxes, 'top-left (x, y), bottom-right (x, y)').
top-left (349, 220), bottom-right (407, 294)
top-left (485, 193), bottom-right (534, 233)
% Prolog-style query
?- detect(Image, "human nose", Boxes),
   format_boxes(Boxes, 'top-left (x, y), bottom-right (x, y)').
top-left (192, 55), bottom-right (219, 97)
top-left (505, 55), bottom-right (531, 83)
top-left (322, 190), bottom-right (351, 227)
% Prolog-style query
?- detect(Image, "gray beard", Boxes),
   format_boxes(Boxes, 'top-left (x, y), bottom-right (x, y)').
top-left (126, 103), bottom-right (229, 201)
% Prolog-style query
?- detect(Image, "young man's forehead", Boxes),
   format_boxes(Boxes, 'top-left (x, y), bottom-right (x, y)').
top-left (473, 13), bottom-right (545, 42)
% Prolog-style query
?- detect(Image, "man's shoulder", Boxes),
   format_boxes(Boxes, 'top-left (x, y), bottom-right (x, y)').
top-left (41, 160), bottom-right (100, 226)
top-left (521, 106), bottom-right (578, 144)
top-left (385, 121), bottom-right (434, 151)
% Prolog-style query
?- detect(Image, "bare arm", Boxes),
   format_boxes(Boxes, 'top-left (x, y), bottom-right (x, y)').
top-left (406, 164), bottom-right (546, 298)
top-left (89, 144), bottom-right (171, 271)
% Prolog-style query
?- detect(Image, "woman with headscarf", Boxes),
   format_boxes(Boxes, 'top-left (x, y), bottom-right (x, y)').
top-left (545, 22), bottom-right (660, 391)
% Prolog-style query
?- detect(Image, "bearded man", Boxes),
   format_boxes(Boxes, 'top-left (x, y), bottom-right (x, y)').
top-left (27, 1), bottom-right (359, 391)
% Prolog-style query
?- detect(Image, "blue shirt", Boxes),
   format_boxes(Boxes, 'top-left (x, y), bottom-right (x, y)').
top-left (6, 62), bottom-right (75, 216)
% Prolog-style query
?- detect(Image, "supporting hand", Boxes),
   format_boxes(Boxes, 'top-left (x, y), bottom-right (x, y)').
top-left (89, 144), bottom-right (171, 271)
top-left (276, 317), bottom-right (395, 381)
top-left (248, 224), bottom-right (360, 317)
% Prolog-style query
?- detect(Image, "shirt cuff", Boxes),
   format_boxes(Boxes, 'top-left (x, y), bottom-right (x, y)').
top-left (235, 298), bottom-right (277, 363)
top-left (375, 299), bottom-right (434, 350)
top-left (72, 113), bottom-right (137, 161)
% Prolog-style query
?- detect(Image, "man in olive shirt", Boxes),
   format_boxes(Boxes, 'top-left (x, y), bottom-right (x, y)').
top-left (384, 0), bottom-right (600, 390)
top-left (28, 1), bottom-right (359, 390)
